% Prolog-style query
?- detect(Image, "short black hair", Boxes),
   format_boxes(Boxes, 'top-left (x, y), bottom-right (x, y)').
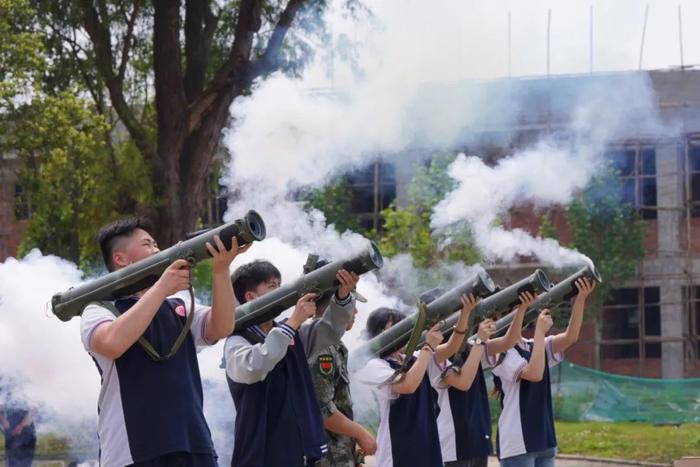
top-left (365, 307), bottom-right (406, 339)
top-left (231, 260), bottom-right (282, 304)
top-left (96, 217), bottom-right (153, 271)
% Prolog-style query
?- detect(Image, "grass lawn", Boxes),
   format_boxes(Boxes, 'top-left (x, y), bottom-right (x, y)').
top-left (555, 421), bottom-right (700, 464)
top-left (2, 422), bottom-right (699, 464)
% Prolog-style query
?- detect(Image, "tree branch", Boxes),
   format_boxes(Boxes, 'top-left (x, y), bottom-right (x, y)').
top-left (77, 0), bottom-right (156, 162)
top-left (183, 0), bottom-right (262, 134)
top-left (118, 0), bottom-right (141, 83)
top-left (184, 0), bottom-right (306, 135)
top-left (184, 0), bottom-right (219, 103)
top-left (250, 0), bottom-right (307, 79)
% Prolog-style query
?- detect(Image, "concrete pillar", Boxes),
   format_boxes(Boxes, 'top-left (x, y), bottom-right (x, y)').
top-left (660, 283), bottom-right (685, 378)
top-left (654, 143), bottom-right (685, 378)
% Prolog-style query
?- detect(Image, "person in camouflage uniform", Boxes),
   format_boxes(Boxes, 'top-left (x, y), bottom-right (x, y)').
top-left (309, 300), bottom-right (376, 467)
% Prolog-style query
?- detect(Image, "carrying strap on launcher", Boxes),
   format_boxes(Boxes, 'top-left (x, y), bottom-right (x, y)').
top-left (380, 300), bottom-right (429, 386)
top-left (95, 285), bottom-right (196, 362)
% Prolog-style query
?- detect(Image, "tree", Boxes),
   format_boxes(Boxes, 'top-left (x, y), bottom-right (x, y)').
top-left (0, 0), bottom-right (44, 107)
top-left (379, 153), bottom-right (481, 268)
top-left (565, 168), bottom-right (646, 307)
top-left (32, 0), bottom-right (341, 246)
top-left (11, 93), bottom-right (117, 265)
top-left (541, 167), bottom-right (646, 368)
top-left (303, 175), bottom-right (362, 234)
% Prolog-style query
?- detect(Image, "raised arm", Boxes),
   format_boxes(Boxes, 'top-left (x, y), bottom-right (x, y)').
top-left (90, 259), bottom-right (191, 359)
top-left (393, 323), bottom-right (444, 394)
top-left (551, 278), bottom-right (596, 354)
top-left (435, 294), bottom-right (479, 364)
top-left (205, 236), bottom-right (251, 342)
top-left (299, 270), bottom-right (358, 357)
top-left (442, 318), bottom-right (492, 391)
top-left (487, 291), bottom-right (536, 355)
top-left (226, 292), bottom-right (324, 384)
top-left (224, 326), bottom-right (296, 384)
top-left (519, 309), bottom-right (553, 382)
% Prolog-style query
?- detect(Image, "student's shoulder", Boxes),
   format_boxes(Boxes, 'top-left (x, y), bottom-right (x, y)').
top-left (225, 332), bottom-right (255, 347)
top-left (81, 302), bottom-right (117, 322)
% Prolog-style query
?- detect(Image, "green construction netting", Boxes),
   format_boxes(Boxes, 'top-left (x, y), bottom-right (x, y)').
top-left (548, 362), bottom-right (700, 423)
top-left (356, 361), bottom-right (700, 428)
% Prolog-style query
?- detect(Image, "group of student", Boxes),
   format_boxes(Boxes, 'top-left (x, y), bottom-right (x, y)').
top-left (79, 218), bottom-right (596, 467)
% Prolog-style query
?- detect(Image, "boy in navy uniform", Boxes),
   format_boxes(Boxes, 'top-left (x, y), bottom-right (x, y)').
top-left (224, 260), bottom-right (359, 467)
top-left (81, 218), bottom-right (246, 467)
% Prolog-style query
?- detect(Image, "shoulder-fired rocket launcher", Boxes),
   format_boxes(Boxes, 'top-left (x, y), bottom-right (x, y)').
top-left (401, 268), bottom-right (553, 363)
top-left (439, 268), bottom-right (553, 335)
top-left (350, 269), bottom-right (497, 366)
top-left (484, 263), bottom-right (602, 339)
top-left (51, 210), bottom-right (266, 321)
top-left (234, 242), bottom-right (384, 330)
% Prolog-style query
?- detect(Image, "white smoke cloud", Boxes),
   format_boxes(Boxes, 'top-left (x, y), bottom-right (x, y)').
top-left (1, 0), bottom-right (691, 461)
top-left (219, 1), bottom-right (681, 431)
top-left (0, 250), bottom-right (99, 455)
top-left (431, 72), bottom-right (675, 267)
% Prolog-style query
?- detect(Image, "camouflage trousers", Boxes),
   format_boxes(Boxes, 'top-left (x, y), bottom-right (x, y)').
top-left (314, 434), bottom-right (356, 467)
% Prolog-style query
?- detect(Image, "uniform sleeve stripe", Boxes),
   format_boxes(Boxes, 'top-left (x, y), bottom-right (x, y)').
top-left (335, 294), bottom-right (353, 306)
top-left (278, 323), bottom-right (296, 339)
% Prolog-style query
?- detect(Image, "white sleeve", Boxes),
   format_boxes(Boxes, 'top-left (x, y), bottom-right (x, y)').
top-left (80, 303), bottom-right (116, 353)
top-left (355, 358), bottom-right (398, 401)
top-left (545, 335), bottom-right (565, 367)
top-left (223, 325), bottom-right (295, 384)
top-left (428, 355), bottom-right (449, 390)
top-left (492, 348), bottom-right (528, 383)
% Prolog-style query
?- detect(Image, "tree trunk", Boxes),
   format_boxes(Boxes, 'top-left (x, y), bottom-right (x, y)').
top-left (79, 0), bottom-right (305, 246)
top-left (152, 0), bottom-right (189, 246)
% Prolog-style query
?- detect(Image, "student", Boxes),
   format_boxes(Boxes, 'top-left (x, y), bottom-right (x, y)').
top-left (309, 300), bottom-right (377, 467)
top-left (435, 292), bottom-right (536, 467)
top-left (224, 260), bottom-right (358, 467)
top-left (357, 298), bottom-right (475, 467)
top-left (492, 278), bottom-right (596, 467)
top-left (81, 218), bottom-right (245, 467)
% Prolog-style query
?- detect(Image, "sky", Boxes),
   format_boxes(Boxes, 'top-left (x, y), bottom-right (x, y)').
top-left (304, 0), bottom-right (700, 88)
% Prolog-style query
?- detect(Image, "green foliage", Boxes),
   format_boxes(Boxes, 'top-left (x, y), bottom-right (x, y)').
top-left (564, 167), bottom-right (646, 308)
top-left (303, 176), bottom-right (361, 233)
top-left (0, 0), bottom-right (44, 105)
top-left (379, 153), bottom-right (481, 268)
top-left (10, 93), bottom-right (117, 265)
top-left (538, 212), bottom-right (558, 240)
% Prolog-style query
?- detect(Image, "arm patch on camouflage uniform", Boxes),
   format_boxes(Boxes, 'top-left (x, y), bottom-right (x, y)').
top-left (318, 354), bottom-right (334, 375)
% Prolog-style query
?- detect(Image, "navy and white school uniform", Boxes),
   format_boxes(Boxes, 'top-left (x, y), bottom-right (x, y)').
top-left (80, 291), bottom-right (217, 467)
top-left (435, 346), bottom-right (497, 465)
top-left (224, 294), bottom-right (355, 467)
top-left (357, 354), bottom-right (445, 467)
top-left (491, 336), bottom-right (563, 462)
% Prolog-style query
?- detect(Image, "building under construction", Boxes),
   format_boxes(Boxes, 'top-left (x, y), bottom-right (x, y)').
top-left (2, 69), bottom-right (700, 378)
top-left (345, 69), bottom-right (700, 379)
